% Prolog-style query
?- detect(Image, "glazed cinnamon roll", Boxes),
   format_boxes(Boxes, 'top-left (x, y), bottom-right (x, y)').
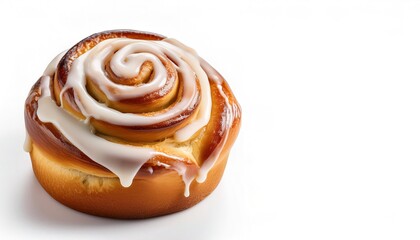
top-left (24, 30), bottom-right (241, 219)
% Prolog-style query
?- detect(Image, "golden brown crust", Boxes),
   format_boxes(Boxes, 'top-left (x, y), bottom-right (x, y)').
top-left (54, 30), bottom-right (203, 142)
top-left (24, 30), bottom-right (241, 219)
top-left (30, 143), bottom-right (228, 219)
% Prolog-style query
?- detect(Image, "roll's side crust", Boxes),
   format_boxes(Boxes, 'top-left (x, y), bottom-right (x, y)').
top-left (30, 142), bottom-right (229, 219)
top-left (24, 30), bottom-right (242, 219)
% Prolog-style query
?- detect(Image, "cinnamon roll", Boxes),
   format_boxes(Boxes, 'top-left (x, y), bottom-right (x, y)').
top-left (23, 30), bottom-right (241, 219)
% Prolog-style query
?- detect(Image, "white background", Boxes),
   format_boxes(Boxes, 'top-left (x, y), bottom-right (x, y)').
top-left (1, 0), bottom-right (420, 239)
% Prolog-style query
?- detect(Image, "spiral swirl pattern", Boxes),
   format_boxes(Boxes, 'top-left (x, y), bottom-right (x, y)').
top-left (55, 33), bottom-right (211, 142)
top-left (25, 30), bottom-right (241, 199)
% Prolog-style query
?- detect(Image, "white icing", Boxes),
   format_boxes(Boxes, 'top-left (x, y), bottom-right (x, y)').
top-left (44, 51), bottom-right (67, 76)
top-left (32, 36), bottom-right (232, 198)
top-left (85, 39), bottom-right (169, 100)
top-left (169, 161), bottom-right (196, 197)
top-left (196, 84), bottom-right (233, 183)
top-left (23, 131), bottom-right (32, 152)
top-left (38, 75), bottom-right (157, 187)
top-left (24, 52), bottom-right (66, 153)
top-left (155, 153), bottom-right (196, 197)
top-left (156, 161), bottom-right (171, 169)
top-left (200, 59), bottom-right (223, 84)
top-left (62, 38), bottom-right (205, 142)
top-left (161, 39), bottom-right (212, 142)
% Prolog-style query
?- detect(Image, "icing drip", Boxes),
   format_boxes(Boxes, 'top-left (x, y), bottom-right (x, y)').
top-left (33, 37), bottom-right (231, 198)
top-left (196, 84), bottom-right (233, 183)
top-left (24, 51), bottom-right (65, 153)
top-left (169, 161), bottom-right (196, 197)
top-left (23, 131), bottom-right (32, 152)
top-left (38, 75), bottom-right (157, 187)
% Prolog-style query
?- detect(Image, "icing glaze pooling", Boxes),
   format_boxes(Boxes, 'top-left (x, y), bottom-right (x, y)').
top-left (62, 38), bottom-right (208, 138)
top-left (31, 37), bottom-right (232, 198)
top-left (38, 75), bottom-right (157, 187)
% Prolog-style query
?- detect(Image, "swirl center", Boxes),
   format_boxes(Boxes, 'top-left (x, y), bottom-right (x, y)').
top-left (106, 60), bottom-right (154, 86)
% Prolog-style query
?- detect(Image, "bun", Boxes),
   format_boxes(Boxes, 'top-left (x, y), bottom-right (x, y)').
top-left (24, 30), bottom-right (241, 219)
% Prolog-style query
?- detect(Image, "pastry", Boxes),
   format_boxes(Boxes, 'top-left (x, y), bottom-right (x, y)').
top-left (23, 30), bottom-right (241, 219)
